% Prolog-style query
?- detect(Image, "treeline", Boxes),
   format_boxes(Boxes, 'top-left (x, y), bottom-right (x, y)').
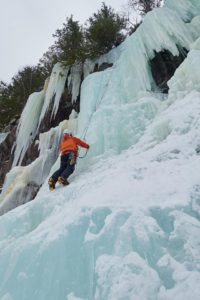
top-left (0, 0), bottom-right (162, 130)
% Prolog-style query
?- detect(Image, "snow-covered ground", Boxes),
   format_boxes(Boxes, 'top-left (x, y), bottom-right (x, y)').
top-left (0, 0), bottom-right (200, 299)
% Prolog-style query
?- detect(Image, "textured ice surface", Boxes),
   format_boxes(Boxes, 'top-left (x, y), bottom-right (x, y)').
top-left (0, 118), bottom-right (77, 215)
top-left (38, 63), bottom-right (69, 127)
top-left (0, 1), bottom-right (200, 299)
top-left (68, 63), bottom-right (82, 103)
top-left (12, 91), bottom-right (45, 167)
top-left (0, 130), bottom-right (200, 299)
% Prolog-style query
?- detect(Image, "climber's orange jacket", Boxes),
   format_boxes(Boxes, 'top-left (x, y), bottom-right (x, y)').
top-left (60, 134), bottom-right (89, 157)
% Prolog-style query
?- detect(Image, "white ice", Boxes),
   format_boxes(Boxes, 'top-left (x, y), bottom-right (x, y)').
top-left (12, 91), bottom-right (45, 167)
top-left (37, 63), bottom-right (69, 128)
top-left (0, 0), bottom-right (200, 299)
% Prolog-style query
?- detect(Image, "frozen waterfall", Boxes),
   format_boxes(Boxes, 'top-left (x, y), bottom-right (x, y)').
top-left (0, 0), bottom-right (200, 299)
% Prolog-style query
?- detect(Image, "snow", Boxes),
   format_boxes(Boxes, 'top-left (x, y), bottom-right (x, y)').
top-left (0, 0), bottom-right (200, 299)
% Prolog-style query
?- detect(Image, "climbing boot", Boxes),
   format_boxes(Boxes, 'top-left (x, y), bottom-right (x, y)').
top-left (48, 177), bottom-right (55, 191)
top-left (58, 176), bottom-right (69, 186)
top-left (57, 176), bottom-right (62, 184)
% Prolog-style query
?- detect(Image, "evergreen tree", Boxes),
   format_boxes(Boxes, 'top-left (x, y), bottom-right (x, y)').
top-left (38, 45), bottom-right (59, 75)
top-left (85, 2), bottom-right (127, 58)
top-left (53, 15), bottom-right (86, 66)
top-left (10, 66), bottom-right (46, 103)
top-left (0, 66), bottom-right (46, 130)
top-left (0, 81), bottom-right (8, 98)
top-left (0, 4), bottom-right (129, 129)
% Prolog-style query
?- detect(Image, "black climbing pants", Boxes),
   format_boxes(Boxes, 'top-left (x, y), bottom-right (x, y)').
top-left (51, 153), bottom-right (75, 182)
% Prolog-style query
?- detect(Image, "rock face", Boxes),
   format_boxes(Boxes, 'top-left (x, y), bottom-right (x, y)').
top-left (150, 49), bottom-right (187, 93)
top-left (0, 181), bottom-right (41, 216)
top-left (0, 117), bottom-right (19, 188)
top-left (94, 62), bottom-right (113, 72)
top-left (20, 140), bottom-right (40, 167)
top-left (39, 86), bottom-right (75, 134)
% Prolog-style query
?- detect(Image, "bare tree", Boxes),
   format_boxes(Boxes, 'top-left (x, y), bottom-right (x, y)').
top-left (128, 0), bottom-right (163, 16)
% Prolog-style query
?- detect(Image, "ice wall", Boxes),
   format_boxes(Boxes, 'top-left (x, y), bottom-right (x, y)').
top-left (12, 63), bottom-right (69, 167)
top-left (166, 0), bottom-right (200, 21)
top-left (0, 86), bottom-right (200, 298)
top-left (12, 91), bottom-right (45, 167)
top-left (11, 53), bottom-right (121, 169)
top-left (11, 63), bottom-right (71, 167)
top-left (77, 0), bottom-right (200, 163)
top-left (68, 63), bottom-right (82, 103)
top-left (0, 118), bottom-right (77, 215)
top-left (0, 1), bottom-right (200, 299)
top-left (38, 63), bottom-right (69, 128)
top-left (168, 44), bottom-right (200, 101)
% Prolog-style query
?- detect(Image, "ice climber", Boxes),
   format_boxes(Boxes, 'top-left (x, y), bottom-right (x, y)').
top-left (48, 129), bottom-right (90, 190)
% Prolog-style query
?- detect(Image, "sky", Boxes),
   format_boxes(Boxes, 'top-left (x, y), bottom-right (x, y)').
top-left (0, 0), bottom-right (126, 84)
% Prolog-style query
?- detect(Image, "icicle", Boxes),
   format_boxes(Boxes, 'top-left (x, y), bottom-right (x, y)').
top-left (68, 63), bottom-right (82, 103)
top-left (77, 0), bottom-right (200, 161)
top-left (38, 63), bottom-right (69, 128)
top-left (12, 91), bottom-right (45, 167)
top-left (165, 0), bottom-right (200, 21)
